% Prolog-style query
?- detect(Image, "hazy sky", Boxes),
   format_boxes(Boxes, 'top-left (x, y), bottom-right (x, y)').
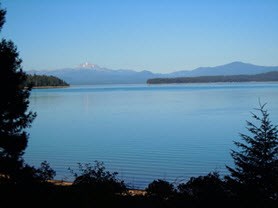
top-left (1, 0), bottom-right (278, 73)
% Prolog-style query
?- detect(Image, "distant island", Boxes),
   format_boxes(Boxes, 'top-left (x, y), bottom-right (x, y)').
top-left (147, 71), bottom-right (278, 84)
top-left (26, 74), bottom-right (69, 88)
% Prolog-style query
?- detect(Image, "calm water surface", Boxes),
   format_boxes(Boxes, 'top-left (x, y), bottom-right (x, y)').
top-left (25, 83), bottom-right (278, 188)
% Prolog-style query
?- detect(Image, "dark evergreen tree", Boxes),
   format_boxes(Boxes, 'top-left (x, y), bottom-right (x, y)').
top-left (226, 103), bottom-right (278, 203)
top-left (145, 179), bottom-right (175, 199)
top-left (0, 6), bottom-right (36, 183)
top-left (0, 7), bottom-right (5, 30)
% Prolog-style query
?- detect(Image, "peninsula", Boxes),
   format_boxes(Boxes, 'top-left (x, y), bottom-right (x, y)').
top-left (147, 71), bottom-right (278, 84)
top-left (26, 74), bottom-right (69, 88)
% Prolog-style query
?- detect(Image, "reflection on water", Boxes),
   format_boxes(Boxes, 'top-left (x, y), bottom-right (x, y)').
top-left (26, 83), bottom-right (278, 188)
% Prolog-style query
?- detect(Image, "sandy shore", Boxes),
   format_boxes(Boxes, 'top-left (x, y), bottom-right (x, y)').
top-left (49, 180), bottom-right (146, 196)
top-left (32, 86), bottom-right (69, 89)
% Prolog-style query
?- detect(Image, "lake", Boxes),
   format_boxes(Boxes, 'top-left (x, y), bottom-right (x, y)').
top-left (25, 83), bottom-right (278, 188)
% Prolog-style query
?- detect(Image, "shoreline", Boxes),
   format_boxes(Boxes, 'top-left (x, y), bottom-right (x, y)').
top-left (49, 180), bottom-right (146, 196)
top-left (147, 80), bottom-right (278, 85)
top-left (32, 86), bottom-right (70, 89)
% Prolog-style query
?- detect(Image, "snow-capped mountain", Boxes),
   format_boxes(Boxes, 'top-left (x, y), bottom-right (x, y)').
top-left (28, 63), bottom-right (159, 84)
top-left (79, 62), bottom-right (98, 68)
top-left (27, 62), bottom-right (278, 85)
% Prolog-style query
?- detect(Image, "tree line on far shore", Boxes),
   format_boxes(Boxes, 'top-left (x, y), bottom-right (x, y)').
top-left (26, 74), bottom-right (69, 87)
top-left (0, 5), bottom-right (277, 208)
top-left (147, 71), bottom-right (278, 84)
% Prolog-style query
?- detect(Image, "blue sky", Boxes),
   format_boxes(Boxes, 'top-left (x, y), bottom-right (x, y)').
top-left (1, 0), bottom-right (278, 73)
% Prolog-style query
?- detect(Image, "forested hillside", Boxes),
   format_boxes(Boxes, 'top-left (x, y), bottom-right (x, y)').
top-left (147, 71), bottom-right (278, 84)
top-left (26, 74), bottom-right (69, 87)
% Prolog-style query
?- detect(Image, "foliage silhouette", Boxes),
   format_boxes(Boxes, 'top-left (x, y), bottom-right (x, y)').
top-left (0, 5), bottom-right (36, 184)
top-left (226, 103), bottom-right (278, 205)
top-left (177, 172), bottom-right (229, 207)
top-left (0, 5), bottom-right (56, 186)
top-left (0, 6), bottom-right (4, 31)
top-left (35, 161), bottom-right (56, 182)
top-left (145, 179), bottom-right (175, 199)
top-left (69, 161), bottom-right (127, 194)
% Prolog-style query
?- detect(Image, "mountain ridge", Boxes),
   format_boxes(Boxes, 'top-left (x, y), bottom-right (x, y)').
top-left (27, 61), bottom-right (278, 85)
top-left (147, 71), bottom-right (278, 84)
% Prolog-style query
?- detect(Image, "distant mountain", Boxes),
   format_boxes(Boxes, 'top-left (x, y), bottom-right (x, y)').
top-left (28, 63), bottom-right (159, 85)
top-left (27, 62), bottom-right (278, 85)
top-left (147, 71), bottom-right (278, 84)
top-left (168, 62), bottom-right (278, 77)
